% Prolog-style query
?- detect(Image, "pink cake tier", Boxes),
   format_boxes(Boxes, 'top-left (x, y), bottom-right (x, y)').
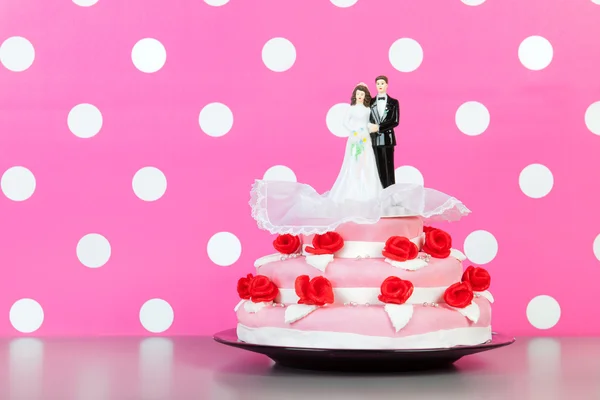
top-left (235, 217), bottom-right (495, 349)
top-left (236, 298), bottom-right (492, 350)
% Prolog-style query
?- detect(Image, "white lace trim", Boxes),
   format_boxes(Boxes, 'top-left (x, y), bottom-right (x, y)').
top-left (249, 179), bottom-right (471, 235)
top-left (250, 180), bottom-right (371, 235)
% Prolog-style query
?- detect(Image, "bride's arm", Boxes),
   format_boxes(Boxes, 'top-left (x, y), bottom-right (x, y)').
top-left (342, 107), bottom-right (355, 133)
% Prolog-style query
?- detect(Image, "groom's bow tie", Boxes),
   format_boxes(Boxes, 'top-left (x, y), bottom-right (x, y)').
top-left (377, 97), bottom-right (385, 100)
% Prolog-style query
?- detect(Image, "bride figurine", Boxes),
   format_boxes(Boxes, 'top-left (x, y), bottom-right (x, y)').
top-left (328, 84), bottom-right (383, 203)
top-left (250, 83), bottom-right (471, 235)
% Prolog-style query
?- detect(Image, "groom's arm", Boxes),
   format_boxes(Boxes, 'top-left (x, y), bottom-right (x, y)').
top-left (378, 99), bottom-right (399, 131)
top-left (369, 110), bottom-right (376, 123)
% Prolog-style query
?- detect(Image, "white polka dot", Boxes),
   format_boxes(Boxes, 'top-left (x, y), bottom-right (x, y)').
top-left (263, 165), bottom-right (297, 182)
top-left (455, 101), bottom-right (490, 136)
top-left (73, 0), bottom-right (98, 6)
top-left (0, 36), bottom-right (35, 72)
top-left (76, 233), bottom-right (111, 268)
top-left (519, 163), bottom-right (554, 199)
top-left (593, 234), bottom-right (600, 261)
top-left (518, 36), bottom-right (553, 71)
top-left (132, 167), bottom-right (167, 201)
top-left (131, 38), bottom-right (166, 73)
top-left (204, 0), bottom-right (229, 5)
top-left (139, 299), bottom-right (174, 333)
top-left (388, 38), bottom-right (423, 73)
top-left (207, 232), bottom-right (242, 267)
top-left (199, 103), bottom-right (234, 137)
top-left (584, 101), bottom-right (600, 136)
top-left (1, 166), bottom-right (36, 201)
top-left (463, 230), bottom-right (498, 264)
top-left (67, 103), bottom-right (103, 138)
top-left (461, 0), bottom-right (486, 5)
top-left (326, 103), bottom-right (351, 137)
top-left (592, 0), bottom-right (600, 4)
top-left (527, 295), bottom-right (561, 330)
top-left (262, 38), bottom-right (296, 72)
top-left (10, 299), bottom-right (44, 333)
top-left (330, 0), bottom-right (358, 7)
top-left (395, 166), bottom-right (424, 186)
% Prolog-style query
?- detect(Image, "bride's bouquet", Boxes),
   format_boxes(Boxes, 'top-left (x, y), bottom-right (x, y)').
top-left (350, 130), bottom-right (368, 160)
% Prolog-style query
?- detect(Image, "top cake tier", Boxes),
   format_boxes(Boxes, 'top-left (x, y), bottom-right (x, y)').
top-left (303, 216), bottom-right (422, 243)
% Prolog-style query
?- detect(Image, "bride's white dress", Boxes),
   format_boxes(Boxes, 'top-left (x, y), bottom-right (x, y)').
top-left (250, 104), bottom-right (471, 235)
top-left (328, 105), bottom-right (382, 203)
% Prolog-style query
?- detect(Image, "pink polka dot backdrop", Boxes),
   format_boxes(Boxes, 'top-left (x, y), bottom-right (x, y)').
top-left (1, 0), bottom-right (600, 336)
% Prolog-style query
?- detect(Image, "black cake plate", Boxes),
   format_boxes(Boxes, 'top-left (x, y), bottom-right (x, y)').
top-left (213, 329), bottom-right (515, 373)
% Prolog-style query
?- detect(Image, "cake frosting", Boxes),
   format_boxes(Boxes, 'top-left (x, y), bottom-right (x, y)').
top-left (234, 215), bottom-right (495, 350)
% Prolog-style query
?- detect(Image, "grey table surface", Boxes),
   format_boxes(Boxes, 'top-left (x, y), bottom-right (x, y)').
top-left (0, 334), bottom-right (595, 399)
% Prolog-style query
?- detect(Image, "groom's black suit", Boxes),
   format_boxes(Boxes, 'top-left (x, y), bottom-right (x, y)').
top-left (369, 94), bottom-right (399, 188)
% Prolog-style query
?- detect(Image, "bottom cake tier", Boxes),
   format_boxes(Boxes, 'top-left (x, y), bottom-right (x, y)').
top-left (236, 297), bottom-right (492, 349)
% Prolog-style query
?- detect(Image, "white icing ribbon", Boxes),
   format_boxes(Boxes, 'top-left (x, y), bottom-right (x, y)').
top-left (255, 238), bottom-right (465, 267)
top-left (237, 324), bottom-right (493, 350)
top-left (277, 287), bottom-right (494, 308)
top-left (332, 241), bottom-right (385, 258)
top-left (285, 304), bottom-right (318, 324)
top-left (296, 237), bottom-right (466, 262)
top-left (384, 304), bottom-right (414, 332)
top-left (277, 286), bottom-right (448, 306)
top-left (332, 236), bottom-right (425, 259)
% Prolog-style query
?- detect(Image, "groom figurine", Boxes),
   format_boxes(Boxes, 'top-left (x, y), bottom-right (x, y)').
top-left (369, 75), bottom-right (399, 188)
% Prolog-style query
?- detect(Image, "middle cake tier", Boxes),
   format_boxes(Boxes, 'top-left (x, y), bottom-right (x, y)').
top-left (256, 252), bottom-right (464, 295)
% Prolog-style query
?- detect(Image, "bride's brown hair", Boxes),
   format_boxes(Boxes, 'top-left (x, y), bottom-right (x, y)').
top-left (350, 85), bottom-right (372, 107)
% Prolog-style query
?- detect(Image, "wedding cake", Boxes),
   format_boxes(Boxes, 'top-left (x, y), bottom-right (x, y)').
top-left (233, 80), bottom-right (493, 349)
top-left (233, 181), bottom-right (494, 350)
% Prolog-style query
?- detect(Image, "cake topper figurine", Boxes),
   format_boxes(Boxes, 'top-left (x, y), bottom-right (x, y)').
top-left (249, 79), bottom-right (470, 235)
top-left (356, 76), bottom-right (400, 188)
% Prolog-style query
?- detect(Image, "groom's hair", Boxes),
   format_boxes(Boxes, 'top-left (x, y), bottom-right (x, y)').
top-left (375, 75), bottom-right (388, 83)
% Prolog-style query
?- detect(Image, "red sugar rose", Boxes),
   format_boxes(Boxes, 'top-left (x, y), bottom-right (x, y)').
top-left (382, 236), bottom-right (419, 262)
top-left (422, 228), bottom-right (452, 258)
top-left (249, 275), bottom-right (279, 303)
top-left (462, 265), bottom-right (491, 292)
top-left (444, 282), bottom-right (474, 308)
top-left (423, 226), bottom-right (435, 233)
top-left (273, 234), bottom-right (301, 254)
top-left (378, 276), bottom-right (414, 305)
top-left (304, 232), bottom-right (344, 255)
top-left (237, 274), bottom-right (279, 303)
top-left (237, 274), bottom-right (253, 300)
top-left (294, 275), bottom-right (334, 306)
